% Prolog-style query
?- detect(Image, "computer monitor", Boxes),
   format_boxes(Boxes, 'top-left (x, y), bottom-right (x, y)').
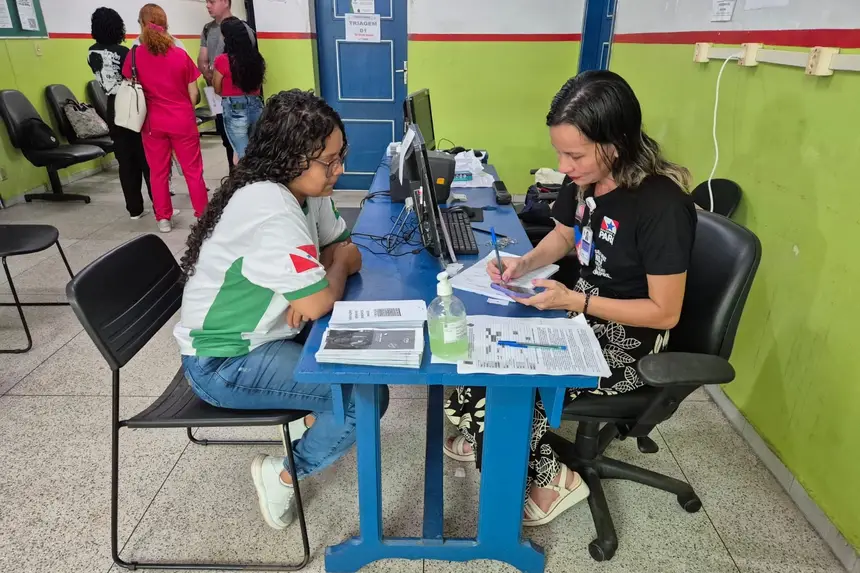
top-left (402, 124), bottom-right (456, 263)
top-left (404, 89), bottom-right (436, 151)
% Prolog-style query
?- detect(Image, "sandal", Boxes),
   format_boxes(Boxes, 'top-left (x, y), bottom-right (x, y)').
top-left (443, 435), bottom-right (476, 462)
top-left (523, 465), bottom-right (590, 527)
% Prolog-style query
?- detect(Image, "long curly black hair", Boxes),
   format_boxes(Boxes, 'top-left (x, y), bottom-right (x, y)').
top-left (221, 17), bottom-right (266, 94)
top-left (91, 7), bottom-right (126, 45)
top-left (179, 89), bottom-right (346, 282)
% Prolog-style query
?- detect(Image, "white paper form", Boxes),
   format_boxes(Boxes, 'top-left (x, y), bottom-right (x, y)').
top-left (0, 3), bottom-right (14, 29)
top-left (203, 86), bottom-right (222, 115)
top-left (15, 0), bottom-right (38, 30)
top-left (457, 314), bottom-right (611, 377)
top-left (449, 251), bottom-right (559, 301)
top-left (330, 300), bottom-right (427, 329)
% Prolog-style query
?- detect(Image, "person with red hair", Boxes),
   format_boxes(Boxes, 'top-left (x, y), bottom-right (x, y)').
top-left (123, 3), bottom-right (209, 233)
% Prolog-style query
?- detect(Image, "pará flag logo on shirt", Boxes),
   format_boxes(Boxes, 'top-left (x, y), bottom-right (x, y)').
top-left (290, 244), bottom-right (320, 274)
top-left (599, 216), bottom-right (619, 245)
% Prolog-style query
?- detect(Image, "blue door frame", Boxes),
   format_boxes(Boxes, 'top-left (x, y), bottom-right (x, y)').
top-left (579, 0), bottom-right (616, 72)
top-left (315, 0), bottom-right (408, 190)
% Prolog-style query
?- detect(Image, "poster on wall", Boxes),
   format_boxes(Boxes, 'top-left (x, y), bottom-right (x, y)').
top-left (345, 13), bottom-right (380, 42)
top-left (351, 0), bottom-right (375, 14)
top-left (744, 0), bottom-right (789, 9)
top-left (710, 0), bottom-right (737, 22)
top-left (0, 2), bottom-right (14, 29)
top-left (15, 0), bottom-right (38, 30)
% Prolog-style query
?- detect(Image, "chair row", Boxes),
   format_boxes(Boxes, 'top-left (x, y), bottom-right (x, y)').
top-left (0, 82), bottom-right (115, 204)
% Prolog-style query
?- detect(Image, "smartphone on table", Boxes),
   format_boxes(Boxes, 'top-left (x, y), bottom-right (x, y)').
top-left (490, 282), bottom-right (543, 299)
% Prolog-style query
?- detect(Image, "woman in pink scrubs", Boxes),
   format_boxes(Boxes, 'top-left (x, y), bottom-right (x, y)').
top-left (123, 3), bottom-right (209, 233)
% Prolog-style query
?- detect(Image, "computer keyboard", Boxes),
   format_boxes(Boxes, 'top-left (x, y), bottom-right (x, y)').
top-left (440, 210), bottom-right (479, 255)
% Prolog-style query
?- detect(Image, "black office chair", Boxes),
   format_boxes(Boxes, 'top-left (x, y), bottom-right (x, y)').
top-left (45, 84), bottom-right (114, 153)
top-left (691, 179), bottom-right (743, 218)
top-left (0, 224), bottom-right (74, 353)
top-left (0, 89), bottom-right (103, 203)
top-left (65, 234), bottom-right (311, 571)
top-left (86, 80), bottom-right (109, 124)
top-left (545, 211), bottom-right (762, 562)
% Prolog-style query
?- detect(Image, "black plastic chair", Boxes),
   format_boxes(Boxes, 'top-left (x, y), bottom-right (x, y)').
top-left (546, 211), bottom-right (762, 561)
top-left (0, 89), bottom-right (103, 203)
top-left (45, 84), bottom-right (114, 153)
top-left (0, 224), bottom-right (74, 353)
top-left (691, 179), bottom-right (743, 218)
top-left (86, 80), bottom-right (109, 123)
top-left (65, 234), bottom-right (311, 571)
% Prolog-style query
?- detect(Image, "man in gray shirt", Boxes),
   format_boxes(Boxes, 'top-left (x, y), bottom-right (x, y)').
top-left (198, 0), bottom-right (256, 167)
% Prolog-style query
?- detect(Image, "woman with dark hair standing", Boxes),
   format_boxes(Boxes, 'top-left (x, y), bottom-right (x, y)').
top-left (175, 90), bottom-right (384, 531)
top-left (123, 3), bottom-right (209, 233)
top-left (444, 70), bottom-right (697, 526)
top-left (213, 16), bottom-right (266, 161)
top-left (88, 7), bottom-right (152, 220)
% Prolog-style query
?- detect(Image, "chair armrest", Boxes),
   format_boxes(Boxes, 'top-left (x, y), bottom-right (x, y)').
top-left (637, 352), bottom-right (735, 387)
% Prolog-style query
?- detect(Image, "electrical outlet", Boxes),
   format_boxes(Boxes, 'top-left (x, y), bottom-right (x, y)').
top-left (34, 42), bottom-right (43, 57)
top-left (806, 47), bottom-right (840, 76)
top-left (694, 42), bottom-right (712, 63)
top-left (0, 166), bottom-right (7, 181)
top-left (739, 42), bottom-right (762, 67)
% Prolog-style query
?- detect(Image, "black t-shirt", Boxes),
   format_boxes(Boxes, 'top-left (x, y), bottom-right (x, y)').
top-left (551, 175), bottom-right (697, 300)
top-left (87, 43), bottom-right (130, 97)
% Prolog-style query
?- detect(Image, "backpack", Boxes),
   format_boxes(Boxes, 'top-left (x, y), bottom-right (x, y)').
top-left (20, 117), bottom-right (60, 151)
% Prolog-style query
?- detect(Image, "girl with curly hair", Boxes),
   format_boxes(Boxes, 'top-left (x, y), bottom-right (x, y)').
top-left (174, 90), bottom-right (383, 531)
top-left (213, 16), bottom-right (266, 161)
top-left (88, 7), bottom-right (152, 220)
top-left (122, 3), bottom-right (208, 232)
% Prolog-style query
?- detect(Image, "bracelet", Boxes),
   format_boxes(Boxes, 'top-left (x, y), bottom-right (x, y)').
top-left (583, 293), bottom-right (592, 316)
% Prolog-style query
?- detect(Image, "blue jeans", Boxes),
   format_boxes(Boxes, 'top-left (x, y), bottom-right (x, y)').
top-left (182, 339), bottom-right (389, 479)
top-left (221, 95), bottom-right (264, 160)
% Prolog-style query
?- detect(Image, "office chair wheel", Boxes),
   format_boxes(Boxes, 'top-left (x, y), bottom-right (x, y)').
top-left (25, 196), bottom-right (32, 203)
top-left (678, 493), bottom-right (702, 513)
top-left (84, 197), bottom-right (92, 204)
top-left (588, 539), bottom-right (616, 562)
top-left (636, 436), bottom-right (659, 453)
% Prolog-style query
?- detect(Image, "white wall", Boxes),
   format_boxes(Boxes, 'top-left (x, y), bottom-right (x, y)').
top-left (254, 0), bottom-right (314, 34)
top-left (616, 0), bottom-right (860, 34)
top-left (42, 0), bottom-right (246, 36)
top-left (408, 0), bottom-right (585, 35)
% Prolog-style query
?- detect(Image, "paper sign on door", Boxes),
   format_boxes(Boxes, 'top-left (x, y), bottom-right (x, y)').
top-left (345, 13), bottom-right (381, 43)
top-left (351, 0), bottom-right (375, 14)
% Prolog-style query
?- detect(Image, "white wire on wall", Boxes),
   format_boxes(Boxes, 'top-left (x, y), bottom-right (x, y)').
top-left (707, 52), bottom-right (743, 213)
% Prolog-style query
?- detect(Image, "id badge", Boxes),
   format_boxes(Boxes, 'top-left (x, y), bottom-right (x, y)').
top-left (578, 226), bottom-right (594, 266)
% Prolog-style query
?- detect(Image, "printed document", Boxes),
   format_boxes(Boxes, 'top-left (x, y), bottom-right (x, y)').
top-left (329, 300), bottom-right (427, 329)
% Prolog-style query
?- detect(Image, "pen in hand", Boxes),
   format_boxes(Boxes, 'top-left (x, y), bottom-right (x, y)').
top-left (490, 227), bottom-right (505, 284)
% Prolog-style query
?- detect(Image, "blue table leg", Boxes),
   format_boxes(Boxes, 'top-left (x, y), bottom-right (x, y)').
top-left (423, 385), bottom-right (444, 543)
top-left (477, 385), bottom-right (546, 573)
top-left (326, 384), bottom-right (384, 572)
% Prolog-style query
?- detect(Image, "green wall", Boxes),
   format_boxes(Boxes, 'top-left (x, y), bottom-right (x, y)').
top-left (409, 40), bottom-right (580, 194)
top-left (259, 38), bottom-right (319, 96)
top-left (611, 42), bottom-right (860, 549)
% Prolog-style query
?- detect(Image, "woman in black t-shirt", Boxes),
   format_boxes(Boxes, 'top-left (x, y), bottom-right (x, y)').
top-left (444, 71), bottom-right (697, 527)
top-left (88, 7), bottom-right (152, 220)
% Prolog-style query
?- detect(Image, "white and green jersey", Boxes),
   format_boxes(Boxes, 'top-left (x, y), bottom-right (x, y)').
top-left (174, 181), bottom-right (349, 357)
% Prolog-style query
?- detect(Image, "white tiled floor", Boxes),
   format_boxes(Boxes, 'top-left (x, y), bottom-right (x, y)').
top-left (0, 140), bottom-right (850, 572)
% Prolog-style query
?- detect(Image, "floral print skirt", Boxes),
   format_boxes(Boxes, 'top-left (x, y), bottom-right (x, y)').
top-left (444, 278), bottom-right (670, 496)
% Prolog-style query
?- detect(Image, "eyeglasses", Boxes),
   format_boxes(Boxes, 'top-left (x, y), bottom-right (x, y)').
top-left (312, 146), bottom-right (349, 178)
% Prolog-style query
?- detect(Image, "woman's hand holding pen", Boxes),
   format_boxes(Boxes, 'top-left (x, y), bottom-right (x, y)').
top-left (487, 257), bottom-right (529, 284)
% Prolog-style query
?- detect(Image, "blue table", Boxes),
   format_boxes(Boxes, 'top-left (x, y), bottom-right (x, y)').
top-left (293, 159), bottom-right (598, 573)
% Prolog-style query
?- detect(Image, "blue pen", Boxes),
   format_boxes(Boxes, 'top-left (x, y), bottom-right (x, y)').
top-left (490, 227), bottom-right (505, 283)
top-left (497, 340), bottom-right (568, 351)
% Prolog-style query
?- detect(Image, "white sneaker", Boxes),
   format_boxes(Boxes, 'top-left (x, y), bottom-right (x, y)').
top-left (157, 219), bottom-right (172, 233)
top-left (130, 209), bottom-right (150, 221)
top-left (169, 179), bottom-right (177, 196)
top-left (171, 208), bottom-right (180, 219)
top-left (251, 454), bottom-right (296, 530)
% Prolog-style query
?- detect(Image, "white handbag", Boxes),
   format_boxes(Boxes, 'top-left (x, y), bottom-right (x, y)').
top-left (114, 46), bottom-right (147, 132)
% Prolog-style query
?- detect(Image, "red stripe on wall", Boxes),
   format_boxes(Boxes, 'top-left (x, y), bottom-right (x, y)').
top-left (409, 33), bottom-right (581, 42)
top-left (614, 29), bottom-right (860, 49)
top-left (257, 32), bottom-right (316, 39)
top-left (48, 32), bottom-right (200, 40)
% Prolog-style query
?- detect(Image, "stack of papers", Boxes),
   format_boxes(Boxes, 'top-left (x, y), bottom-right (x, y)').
top-left (316, 328), bottom-right (424, 369)
top-left (432, 314), bottom-right (611, 378)
top-left (329, 300), bottom-right (427, 329)
top-left (317, 301), bottom-right (428, 369)
top-left (450, 251), bottom-right (559, 301)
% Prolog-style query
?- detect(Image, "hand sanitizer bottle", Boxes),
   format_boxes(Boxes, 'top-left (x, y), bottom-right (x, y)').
top-left (428, 271), bottom-right (469, 360)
